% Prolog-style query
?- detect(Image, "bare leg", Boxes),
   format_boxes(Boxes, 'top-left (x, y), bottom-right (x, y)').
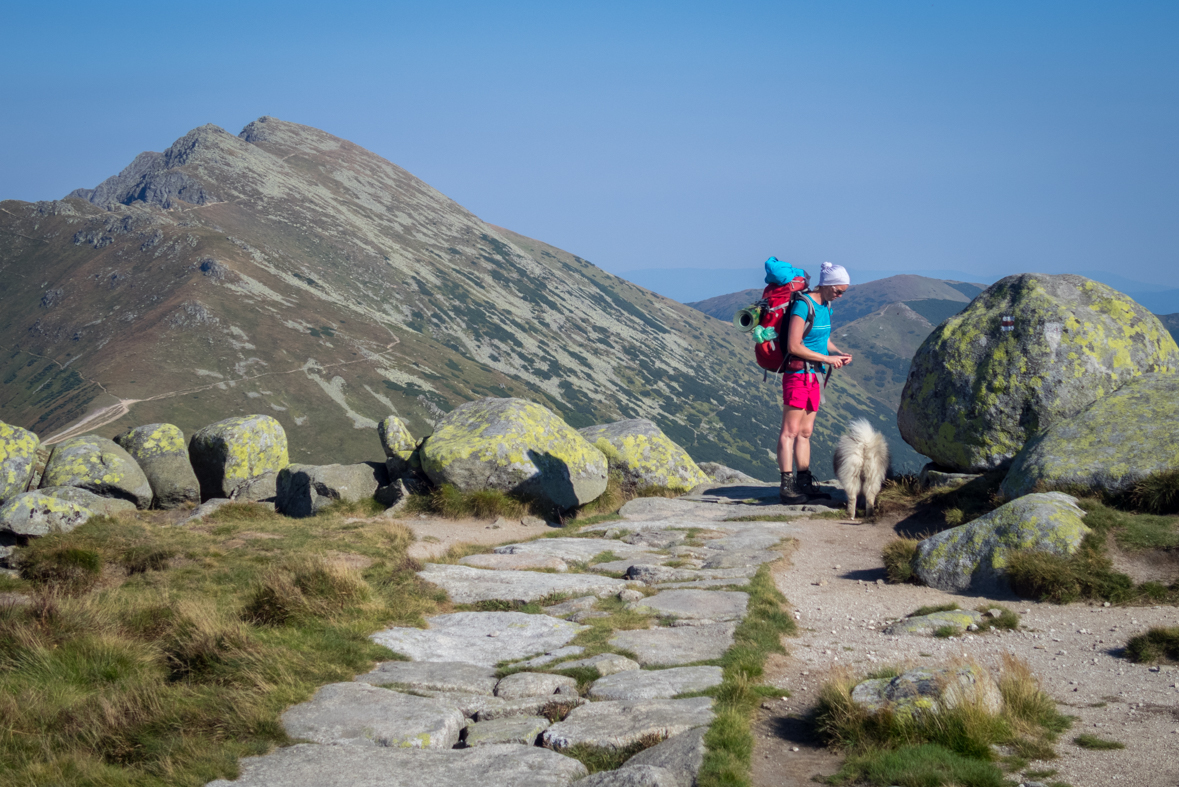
top-left (777, 407), bottom-right (806, 472)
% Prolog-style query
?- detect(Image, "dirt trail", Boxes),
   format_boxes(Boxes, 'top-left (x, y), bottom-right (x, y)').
top-left (752, 514), bottom-right (1179, 787)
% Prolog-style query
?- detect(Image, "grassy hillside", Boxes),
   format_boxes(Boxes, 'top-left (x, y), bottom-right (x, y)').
top-left (0, 117), bottom-right (896, 481)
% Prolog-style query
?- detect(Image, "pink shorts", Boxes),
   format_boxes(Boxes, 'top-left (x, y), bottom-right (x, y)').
top-left (783, 373), bottom-right (821, 413)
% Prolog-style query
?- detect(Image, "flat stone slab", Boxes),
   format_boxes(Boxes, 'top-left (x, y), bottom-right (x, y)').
top-left (280, 682), bottom-right (465, 749)
top-left (884, 609), bottom-right (985, 636)
top-left (495, 671), bottom-right (577, 699)
top-left (460, 553), bottom-right (569, 571)
top-left (205, 742), bottom-right (588, 787)
top-left (701, 550), bottom-right (780, 569)
top-left (474, 694), bottom-right (587, 721)
top-left (578, 766), bottom-right (680, 787)
top-left (623, 727), bottom-right (708, 786)
top-left (418, 564), bottom-right (629, 604)
top-left (370, 612), bottom-right (585, 667)
top-left (493, 537), bottom-right (656, 563)
top-left (464, 715), bottom-right (550, 747)
top-left (542, 596), bottom-right (599, 618)
top-left (591, 559), bottom-right (665, 574)
top-left (628, 590), bottom-right (748, 622)
top-left (541, 697), bottom-right (715, 751)
top-left (402, 690), bottom-right (507, 718)
top-left (589, 666), bottom-right (724, 700)
top-left (353, 661), bottom-right (499, 695)
top-left (621, 530), bottom-right (687, 548)
top-left (609, 623), bottom-right (737, 666)
top-left (624, 564), bottom-right (756, 585)
top-left (654, 579), bottom-right (752, 590)
top-left (560, 653), bottom-right (640, 676)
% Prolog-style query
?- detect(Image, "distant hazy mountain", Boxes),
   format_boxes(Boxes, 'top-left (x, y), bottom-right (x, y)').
top-left (1159, 313), bottom-right (1179, 344)
top-left (0, 117), bottom-right (898, 480)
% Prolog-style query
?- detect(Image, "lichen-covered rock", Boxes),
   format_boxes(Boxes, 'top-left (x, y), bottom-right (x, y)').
top-left (40, 435), bottom-right (153, 509)
top-left (38, 486), bottom-right (137, 517)
top-left (913, 492), bottom-right (1089, 593)
top-left (189, 415), bottom-right (289, 501)
top-left (851, 665), bottom-right (1002, 719)
top-left (0, 491), bottom-right (94, 537)
top-left (421, 398), bottom-right (607, 511)
top-left (884, 609), bottom-right (984, 636)
top-left (275, 462), bottom-right (384, 517)
top-left (697, 462), bottom-right (760, 485)
top-left (1001, 373), bottom-right (1179, 499)
top-left (114, 423), bottom-right (200, 508)
top-left (897, 274), bottom-right (1179, 472)
top-left (378, 415), bottom-right (417, 476)
top-left (229, 470), bottom-right (278, 503)
top-left (0, 422), bottom-right (40, 504)
top-left (579, 419), bottom-right (709, 493)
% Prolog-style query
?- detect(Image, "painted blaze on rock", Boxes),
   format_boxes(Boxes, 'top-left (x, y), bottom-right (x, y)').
top-left (912, 492), bottom-right (1089, 594)
top-left (0, 421), bottom-right (40, 504)
top-left (40, 435), bottom-right (153, 509)
top-left (579, 419), bottom-right (710, 492)
top-left (1001, 373), bottom-right (1179, 499)
top-left (421, 398), bottom-right (608, 511)
top-left (114, 423), bottom-right (201, 509)
top-left (189, 415), bottom-right (290, 501)
top-left (897, 274), bottom-right (1179, 472)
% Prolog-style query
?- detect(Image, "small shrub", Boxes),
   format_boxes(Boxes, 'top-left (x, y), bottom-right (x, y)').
top-left (20, 546), bottom-right (103, 594)
top-left (1130, 469), bottom-right (1179, 515)
top-left (120, 546), bottom-right (175, 575)
top-left (1125, 626), bottom-right (1179, 664)
top-left (976, 605), bottom-right (1020, 632)
top-left (944, 507), bottom-right (965, 526)
top-left (882, 538), bottom-right (920, 583)
top-left (1073, 733), bottom-right (1124, 750)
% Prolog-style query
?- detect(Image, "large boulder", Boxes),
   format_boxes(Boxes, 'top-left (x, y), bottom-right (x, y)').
top-left (114, 423), bottom-right (200, 509)
top-left (188, 415), bottom-right (289, 501)
top-left (37, 487), bottom-right (137, 517)
top-left (420, 398), bottom-right (608, 511)
top-left (0, 491), bottom-right (95, 537)
top-left (39, 435), bottom-right (153, 509)
top-left (377, 415), bottom-right (417, 476)
top-left (1002, 373), bottom-right (1179, 499)
top-left (578, 419), bottom-right (709, 492)
top-left (897, 274), bottom-right (1179, 472)
top-left (275, 463), bottom-right (385, 517)
top-left (913, 492), bottom-right (1089, 594)
top-left (1, 422), bottom-right (40, 504)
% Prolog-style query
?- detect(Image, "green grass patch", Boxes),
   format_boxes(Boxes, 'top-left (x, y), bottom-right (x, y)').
top-left (882, 538), bottom-right (919, 584)
top-left (1125, 626), bottom-right (1179, 664)
top-left (560, 732), bottom-right (668, 774)
top-left (697, 557), bottom-right (796, 787)
top-left (0, 510), bottom-right (443, 787)
top-left (817, 655), bottom-right (1070, 787)
top-left (1128, 468), bottom-right (1179, 515)
top-left (975, 605), bottom-right (1020, 633)
top-left (1072, 733), bottom-right (1124, 750)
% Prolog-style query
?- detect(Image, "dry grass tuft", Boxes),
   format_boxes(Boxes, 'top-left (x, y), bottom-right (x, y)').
top-left (242, 556), bottom-right (372, 626)
top-left (881, 538), bottom-right (920, 584)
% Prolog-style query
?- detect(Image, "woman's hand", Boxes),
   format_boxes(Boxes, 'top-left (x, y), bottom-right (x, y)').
top-left (826, 354), bottom-right (853, 369)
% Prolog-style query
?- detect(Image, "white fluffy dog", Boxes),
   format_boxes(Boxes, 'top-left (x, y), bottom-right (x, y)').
top-left (832, 419), bottom-right (891, 520)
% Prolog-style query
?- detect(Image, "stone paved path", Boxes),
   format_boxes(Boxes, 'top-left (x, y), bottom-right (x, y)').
top-left (207, 485), bottom-right (840, 786)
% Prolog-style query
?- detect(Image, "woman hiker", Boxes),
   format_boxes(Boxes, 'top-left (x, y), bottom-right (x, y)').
top-left (778, 261), bottom-right (853, 504)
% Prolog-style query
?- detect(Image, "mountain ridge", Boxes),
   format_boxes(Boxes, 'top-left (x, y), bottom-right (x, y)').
top-left (1, 117), bottom-right (912, 478)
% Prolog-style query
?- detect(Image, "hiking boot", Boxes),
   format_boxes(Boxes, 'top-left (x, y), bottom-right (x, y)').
top-left (797, 469), bottom-right (832, 501)
top-left (779, 472), bottom-right (807, 505)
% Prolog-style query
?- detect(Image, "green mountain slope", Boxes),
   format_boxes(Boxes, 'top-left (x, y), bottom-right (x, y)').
top-left (1159, 313), bottom-right (1179, 344)
top-left (0, 117), bottom-right (896, 481)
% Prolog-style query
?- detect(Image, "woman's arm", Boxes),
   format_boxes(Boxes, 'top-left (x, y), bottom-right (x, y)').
top-left (827, 338), bottom-right (852, 363)
top-left (786, 315), bottom-right (848, 368)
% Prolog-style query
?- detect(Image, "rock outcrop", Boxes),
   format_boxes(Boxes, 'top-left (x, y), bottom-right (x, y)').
top-left (912, 492), bottom-right (1089, 594)
top-left (188, 415), bottom-right (289, 500)
top-left (115, 423), bottom-right (201, 508)
top-left (275, 463), bottom-right (384, 517)
top-left (579, 419), bottom-right (710, 492)
top-left (897, 274), bottom-right (1179, 472)
top-left (421, 398), bottom-right (607, 511)
top-left (0, 491), bottom-right (95, 537)
top-left (1001, 373), bottom-right (1179, 499)
top-left (851, 665), bottom-right (1002, 718)
top-left (37, 486), bottom-right (137, 517)
top-left (0, 422), bottom-right (40, 504)
top-left (39, 435), bottom-right (153, 509)
top-left (378, 415), bottom-right (417, 477)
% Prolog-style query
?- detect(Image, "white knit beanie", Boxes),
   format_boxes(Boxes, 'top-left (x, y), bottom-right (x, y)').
top-left (818, 261), bottom-right (850, 287)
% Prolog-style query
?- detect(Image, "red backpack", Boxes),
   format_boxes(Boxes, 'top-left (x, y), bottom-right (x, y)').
top-left (753, 281), bottom-right (817, 374)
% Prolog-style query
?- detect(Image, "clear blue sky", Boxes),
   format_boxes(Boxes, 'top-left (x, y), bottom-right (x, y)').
top-left (3, 1), bottom-right (1177, 288)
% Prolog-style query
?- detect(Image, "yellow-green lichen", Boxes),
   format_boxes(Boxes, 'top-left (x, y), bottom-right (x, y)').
top-left (579, 419), bottom-right (709, 492)
top-left (39, 435), bottom-right (153, 508)
top-left (190, 415), bottom-right (290, 498)
top-left (0, 421), bottom-right (40, 501)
